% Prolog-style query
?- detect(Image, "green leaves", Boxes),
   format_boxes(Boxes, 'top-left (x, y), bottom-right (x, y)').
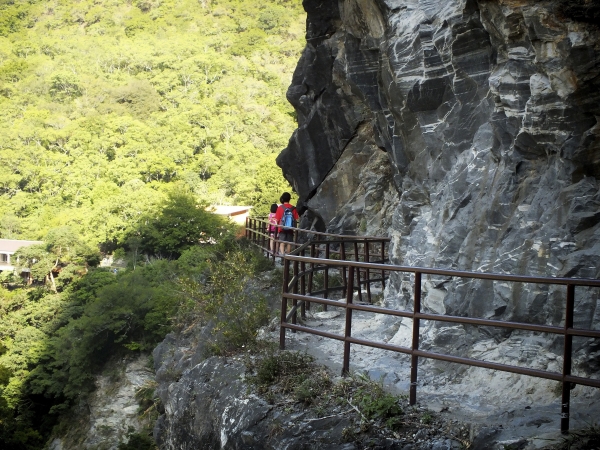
top-left (0, 59), bottom-right (28, 82)
top-left (0, 0), bottom-right (304, 244)
top-left (49, 71), bottom-right (83, 100)
top-left (0, 1), bottom-right (305, 442)
top-left (134, 191), bottom-right (234, 258)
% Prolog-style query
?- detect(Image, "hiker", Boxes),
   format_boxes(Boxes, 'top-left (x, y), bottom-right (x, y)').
top-left (267, 203), bottom-right (279, 255)
top-left (275, 192), bottom-right (300, 255)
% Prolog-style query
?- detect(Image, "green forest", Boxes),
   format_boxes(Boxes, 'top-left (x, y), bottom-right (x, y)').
top-left (0, 0), bottom-right (304, 245)
top-left (0, 0), bottom-right (305, 447)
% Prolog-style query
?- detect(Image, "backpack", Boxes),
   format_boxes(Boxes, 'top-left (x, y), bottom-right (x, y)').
top-left (281, 206), bottom-right (296, 228)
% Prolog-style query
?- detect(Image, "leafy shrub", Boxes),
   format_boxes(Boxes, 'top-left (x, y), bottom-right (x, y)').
top-left (332, 373), bottom-right (404, 426)
top-left (248, 349), bottom-right (332, 406)
top-left (354, 384), bottom-right (402, 421)
top-left (134, 192), bottom-right (235, 259)
top-left (192, 248), bottom-right (271, 354)
top-left (117, 432), bottom-right (156, 450)
top-left (251, 350), bottom-right (315, 387)
top-left (292, 373), bottom-right (329, 405)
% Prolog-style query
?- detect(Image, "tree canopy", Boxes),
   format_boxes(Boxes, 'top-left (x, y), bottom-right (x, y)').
top-left (0, 0), bottom-right (305, 246)
top-left (0, 2), bottom-right (305, 447)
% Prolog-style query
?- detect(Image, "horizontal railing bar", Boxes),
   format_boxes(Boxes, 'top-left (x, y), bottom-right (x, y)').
top-left (339, 332), bottom-right (577, 383)
top-left (565, 374), bottom-right (600, 389)
top-left (345, 336), bottom-right (412, 355)
top-left (283, 296), bottom-right (600, 336)
top-left (282, 323), bottom-right (345, 341)
top-left (283, 293), bottom-right (348, 309)
top-left (346, 302), bottom-right (414, 319)
top-left (567, 328), bottom-right (600, 338)
top-left (415, 312), bottom-right (564, 335)
top-left (250, 219), bottom-right (391, 241)
top-left (285, 255), bottom-right (600, 287)
top-left (412, 349), bottom-right (564, 382)
top-left (284, 292), bottom-right (413, 317)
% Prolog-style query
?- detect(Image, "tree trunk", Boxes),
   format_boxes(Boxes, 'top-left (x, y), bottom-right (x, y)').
top-left (49, 270), bottom-right (57, 294)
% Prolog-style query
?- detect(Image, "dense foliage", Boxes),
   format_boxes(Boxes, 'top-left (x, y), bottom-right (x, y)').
top-left (0, 0), bottom-right (305, 447)
top-left (0, 0), bottom-right (305, 246)
top-left (0, 202), bottom-right (271, 448)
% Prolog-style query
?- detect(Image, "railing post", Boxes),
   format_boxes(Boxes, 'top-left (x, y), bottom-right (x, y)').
top-left (292, 257), bottom-right (299, 332)
top-left (280, 257), bottom-right (290, 350)
top-left (340, 242), bottom-right (347, 297)
top-left (410, 271), bottom-right (422, 405)
top-left (354, 241), bottom-right (362, 303)
top-left (324, 242), bottom-right (330, 311)
top-left (300, 247), bottom-right (306, 319)
top-left (308, 243), bottom-right (315, 298)
top-left (260, 220), bottom-right (266, 256)
top-left (364, 240), bottom-right (371, 303)
top-left (561, 283), bottom-right (575, 434)
top-left (381, 240), bottom-right (386, 289)
top-left (263, 220), bottom-right (268, 257)
top-left (343, 265), bottom-right (355, 376)
top-left (245, 217), bottom-right (249, 239)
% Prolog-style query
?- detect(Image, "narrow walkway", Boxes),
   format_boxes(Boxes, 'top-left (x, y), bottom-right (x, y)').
top-left (246, 218), bottom-right (600, 447)
top-left (274, 308), bottom-right (600, 449)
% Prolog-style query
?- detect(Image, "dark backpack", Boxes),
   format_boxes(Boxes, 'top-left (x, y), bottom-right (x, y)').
top-left (281, 206), bottom-right (296, 228)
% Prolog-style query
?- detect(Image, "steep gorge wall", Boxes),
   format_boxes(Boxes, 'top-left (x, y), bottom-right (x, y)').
top-left (278, 0), bottom-right (600, 347)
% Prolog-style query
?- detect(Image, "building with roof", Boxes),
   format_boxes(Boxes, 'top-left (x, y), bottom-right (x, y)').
top-left (209, 205), bottom-right (253, 225)
top-left (0, 239), bottom-right (43, 272)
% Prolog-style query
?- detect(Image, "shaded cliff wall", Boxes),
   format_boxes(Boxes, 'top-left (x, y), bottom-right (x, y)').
top-left (277, 0), bottom-right (600, 344)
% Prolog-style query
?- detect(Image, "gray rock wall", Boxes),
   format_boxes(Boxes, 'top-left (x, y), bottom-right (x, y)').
top-left (278, 0), bottom-right (600, 336)
top-left (152, 329), bottom-right (377, 450)
top-left (276, 0), bottom-right (600, 399)
top-left (48, 355), bottom-right (154, 450)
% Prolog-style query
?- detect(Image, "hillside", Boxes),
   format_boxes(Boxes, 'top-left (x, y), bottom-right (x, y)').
top-left (0, 0), bottom-right (305, 245)
top-left (0, 1), bottom-right (306, 448)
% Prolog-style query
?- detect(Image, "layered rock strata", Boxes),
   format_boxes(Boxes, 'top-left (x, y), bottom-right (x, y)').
top-left (278, 0), bottom-right (600, 366)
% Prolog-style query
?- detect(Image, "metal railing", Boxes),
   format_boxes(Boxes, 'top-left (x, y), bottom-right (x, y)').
top-left (245, 219), bottom-right (600, 433)
top-left (245, 216), bottom-right (390, 269)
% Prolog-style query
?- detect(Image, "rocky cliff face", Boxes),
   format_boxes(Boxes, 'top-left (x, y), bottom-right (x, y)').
top-left (48, 355), bottom-right (154, 450)
top-left (278, 0), bottom-right (600, 340)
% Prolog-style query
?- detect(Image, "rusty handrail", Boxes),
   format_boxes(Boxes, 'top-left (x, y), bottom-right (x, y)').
top-left (245, 217), bottom-right (390, 270)
top-left (248, 216), bottom-right (390, 240)
top-left (279, 246), bottom-right (600, 434)
top-left (246, 215), bottom-right (600, 433)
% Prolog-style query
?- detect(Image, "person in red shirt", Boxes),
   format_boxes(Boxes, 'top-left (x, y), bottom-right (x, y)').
top-left (275, 192), bottom-right (300, 255)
